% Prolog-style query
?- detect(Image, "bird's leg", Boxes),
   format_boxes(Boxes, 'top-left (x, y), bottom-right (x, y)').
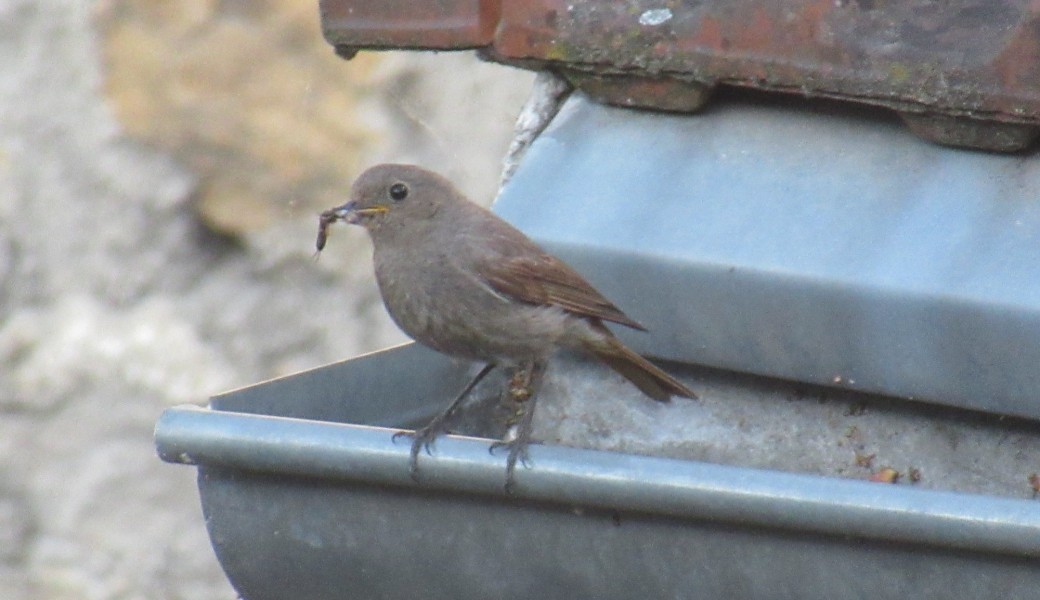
top-left (490, 360), bottom-right (547, 493)
top-left (394, 362), bottom-right (496, 481)
top-left (507, 367), bottom-right (535, 402)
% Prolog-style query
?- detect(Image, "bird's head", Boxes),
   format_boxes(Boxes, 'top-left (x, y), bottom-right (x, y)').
top-left (329, 164), bottom-right (454, 235)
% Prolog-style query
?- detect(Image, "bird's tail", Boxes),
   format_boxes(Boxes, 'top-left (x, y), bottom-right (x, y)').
top-left (585, 332), bottom-right (696, 402)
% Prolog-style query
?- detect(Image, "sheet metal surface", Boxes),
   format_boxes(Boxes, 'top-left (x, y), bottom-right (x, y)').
top-left (493, 93), bottom-right (1040, 420)
top-left (155, 344), bottom-right (1040, 600)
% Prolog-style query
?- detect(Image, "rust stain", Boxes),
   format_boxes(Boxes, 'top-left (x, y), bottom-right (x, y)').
top-left (696, 16), bottom-right (725, 52)
top-left (743, 8), bottom-right (777, 55)
top-left (992, 14), bottom-right (1040, 92)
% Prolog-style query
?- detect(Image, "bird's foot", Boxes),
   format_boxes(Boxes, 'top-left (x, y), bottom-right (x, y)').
top-left (393, 363), bottom-right (499, 483)
top-left (490, 363), bottom-right (543, 493)
top-left (489, 436), bottom-right (533, 494)
top-left (392, 414), bottom-right (452, 482)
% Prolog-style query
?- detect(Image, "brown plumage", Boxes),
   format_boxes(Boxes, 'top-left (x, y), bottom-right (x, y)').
top-left (320, 164), bottom-right (695, 489)
top-left (477, 253), bottom-right (647, 331)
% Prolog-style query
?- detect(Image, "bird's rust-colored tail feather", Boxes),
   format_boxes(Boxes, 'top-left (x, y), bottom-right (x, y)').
top-left (587, 335), bottom-right (696, 402)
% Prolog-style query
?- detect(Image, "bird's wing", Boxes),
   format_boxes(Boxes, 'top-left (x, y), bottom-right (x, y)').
top-left (476, 252), bottom-right (647, 331)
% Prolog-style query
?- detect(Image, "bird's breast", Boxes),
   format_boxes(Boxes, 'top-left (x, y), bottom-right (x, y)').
top-left (372, 245), bottom-right (572, 363)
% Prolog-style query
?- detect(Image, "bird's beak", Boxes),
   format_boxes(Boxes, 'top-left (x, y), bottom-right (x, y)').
top-left (336, 201), bottom-right (388, 225)
top-left (316, 201), bottom-right (390, 251)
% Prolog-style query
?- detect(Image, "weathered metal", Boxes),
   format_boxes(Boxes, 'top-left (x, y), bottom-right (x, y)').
top-left (154, 342), bottom-right (1040, 600)
top-left (320, 0), bottom-right (1040, 150)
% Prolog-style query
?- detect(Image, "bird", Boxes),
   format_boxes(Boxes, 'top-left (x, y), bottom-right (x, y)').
top-left (318, 163), bottom-right (695, 490)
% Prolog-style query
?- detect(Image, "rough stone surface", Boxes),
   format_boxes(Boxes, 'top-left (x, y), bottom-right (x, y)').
top-left (0, 0), bottom-right (534, 598)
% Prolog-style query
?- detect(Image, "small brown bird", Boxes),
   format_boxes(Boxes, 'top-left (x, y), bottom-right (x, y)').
top-left (320, 164), bottom-right (695, 490)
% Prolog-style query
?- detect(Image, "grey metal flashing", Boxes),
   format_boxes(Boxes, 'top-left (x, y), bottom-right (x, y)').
top-left (157, 404), bottom-right (1040, 558)
top-left (154, 343), bottom-right (1040, 599)
top-left (492, 93), bottom-right (1040, 420)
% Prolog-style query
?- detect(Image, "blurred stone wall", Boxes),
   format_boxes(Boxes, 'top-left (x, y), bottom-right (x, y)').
top-left (0, 1), bottom-right (534, 598)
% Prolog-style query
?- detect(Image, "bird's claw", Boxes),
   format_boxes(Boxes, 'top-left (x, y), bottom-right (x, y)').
top-left (390, 363), bottom-right (500, 484)
top-left (390, 429), bottom-right (413, 444)
top-left (393, 422), bottom-right (448, 482)
top-left (489, 437), bottom-right (533, 493)
top-left (488, 439), bottom-right (532, 467)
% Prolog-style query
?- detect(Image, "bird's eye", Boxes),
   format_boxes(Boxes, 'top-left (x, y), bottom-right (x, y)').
top-left (388, 182), bottom-right (409, 201)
